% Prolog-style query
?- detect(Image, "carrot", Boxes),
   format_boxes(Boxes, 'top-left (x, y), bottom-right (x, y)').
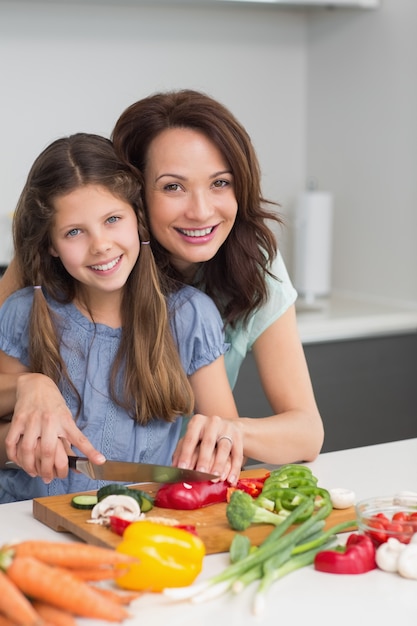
top-left (31, 602), bottom-right (77, 626)
top-left (9, 540), bottom-right (135, 569)
top-left (69, 566), bottom-right (129, 581)
top-left (0, 569), bottom-right (43, 626)
top-left (92, 586), bottom-right (143, 605)
top-left (6, 557), bottom-right (129, 622)
top-left (0, 615), bottom-right (20, 626)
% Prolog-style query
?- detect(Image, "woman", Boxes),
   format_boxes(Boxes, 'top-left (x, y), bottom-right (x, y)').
top-left (0, 89), bottom-right (323, 481)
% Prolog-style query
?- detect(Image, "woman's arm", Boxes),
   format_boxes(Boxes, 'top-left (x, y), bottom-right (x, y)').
top-left (236, 304), bottom-right (324, 465)
top-left (0, 259), bottom-right (23, 306)
top-left (0, 350), bottom-right (105, 478)
top-left (173, 355), bottom-right (243, 485)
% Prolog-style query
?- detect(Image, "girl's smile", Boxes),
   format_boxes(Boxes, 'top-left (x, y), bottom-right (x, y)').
top-left (49, 184), bottom-right (139, 315)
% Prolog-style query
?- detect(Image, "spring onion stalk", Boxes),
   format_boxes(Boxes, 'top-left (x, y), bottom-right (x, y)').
top-left (163, 498), bottom-right (313, 601)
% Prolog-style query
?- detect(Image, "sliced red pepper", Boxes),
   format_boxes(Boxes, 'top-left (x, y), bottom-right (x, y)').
top-left (235, 476), bottom-right (270, 498)
top-left (109, 515), bottom-right (133, 536)
top-left (314, 533), bottom-right (376, 574)
top-left (154, 480), bottom-right (229, 510)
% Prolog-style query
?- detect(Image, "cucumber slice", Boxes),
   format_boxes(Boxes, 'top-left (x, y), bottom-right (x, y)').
top-left (97, 484), bottom-right (136, 501)
top-left (71, 494), bottom-right (98, 510)
top-left (97, 484), bottom-right (154, 512)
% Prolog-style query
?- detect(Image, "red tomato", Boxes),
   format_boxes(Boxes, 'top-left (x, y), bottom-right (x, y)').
top-left (366, 519), bottom-right (387, 545)
top-left (392, 511), bottom-right (409, 522)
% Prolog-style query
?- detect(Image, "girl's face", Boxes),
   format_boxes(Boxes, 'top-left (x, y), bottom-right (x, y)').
top-left (144, 127), bottom-right (238, 277)
top-left (49, 184), bottom-right (140, 304)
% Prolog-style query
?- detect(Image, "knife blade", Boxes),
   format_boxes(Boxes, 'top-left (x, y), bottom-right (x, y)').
top-left (68, 456), bottom-right (218, 483)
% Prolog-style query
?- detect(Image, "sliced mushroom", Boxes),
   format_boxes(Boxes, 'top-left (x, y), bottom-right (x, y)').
top-left (89, 494), bottom-right (142, 525)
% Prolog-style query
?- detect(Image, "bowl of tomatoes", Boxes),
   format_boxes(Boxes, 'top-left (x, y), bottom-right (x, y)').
top-left (356, 493), bottom-right (417, 547)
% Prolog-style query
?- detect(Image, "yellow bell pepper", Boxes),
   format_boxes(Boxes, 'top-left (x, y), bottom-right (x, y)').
top-left (115, 520), bottom-right (206, 592)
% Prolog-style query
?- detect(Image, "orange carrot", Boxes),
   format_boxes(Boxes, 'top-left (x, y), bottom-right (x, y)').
top-left (0, 569), bottom-right (43, 626)
top-left (9, 540), bottom-right (135, 569)
top-left (31, 602), bottom-right (77, 626)
top-left (7, 557), bottom-right (129, 622)
top-left (92, 586), bottom-right (143, 605)
top-left (69, 566), bottom-right (128, 581)
top-left (0, 615), bottom-right (19, 626)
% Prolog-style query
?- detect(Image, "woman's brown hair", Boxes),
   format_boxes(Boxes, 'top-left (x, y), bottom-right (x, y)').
top-left (112, 89), bottom-right (283, 327)
top-left (13, 133), bottom-right (193, 423)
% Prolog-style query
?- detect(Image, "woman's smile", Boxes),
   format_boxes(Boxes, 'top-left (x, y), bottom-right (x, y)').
top-left (145, 127), bottom-right (238, 273)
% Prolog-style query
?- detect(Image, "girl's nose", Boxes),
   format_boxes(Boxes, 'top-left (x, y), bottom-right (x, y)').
top-left (90, 233), bottom-right (112, 255)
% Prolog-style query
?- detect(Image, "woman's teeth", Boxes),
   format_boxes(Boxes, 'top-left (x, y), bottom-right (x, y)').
top-left (91, 256), bottom-right (120, 271)
top-left (179, 227), bottom-right (213, 237)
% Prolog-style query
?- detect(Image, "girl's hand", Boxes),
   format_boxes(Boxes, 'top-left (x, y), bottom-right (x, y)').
top-left (172, 413), bottom-right (244, 485)
top-left (5, 373), bottom-right (105, 483)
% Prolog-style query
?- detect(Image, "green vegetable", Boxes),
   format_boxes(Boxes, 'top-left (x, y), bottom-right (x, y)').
top-left (164, 487), bottom-right (357, 614)
top-left (226, 490), bottom-right (290, 531)
top-left (97, 484), bottom-right (154, 512)
top-left (70, 494), bottom-right (98, 509)
top-left (229, 534), bottom-right (252, 564)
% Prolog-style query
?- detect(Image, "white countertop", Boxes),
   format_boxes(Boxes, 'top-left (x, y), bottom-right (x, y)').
top-left (296, 294), bottom-right (417, 344)
top-left (2, 438), bottom-right (417, 625)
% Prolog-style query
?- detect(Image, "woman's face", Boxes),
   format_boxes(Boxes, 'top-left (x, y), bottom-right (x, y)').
top-left (144, 127), bottom-right (238, 276)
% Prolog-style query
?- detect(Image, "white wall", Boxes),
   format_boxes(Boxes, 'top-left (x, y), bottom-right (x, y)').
top-left (1, 0), bottom-right (415, 309)
top-left (306, 0), bottom-right (417, 306)
top-left (0, 0), bottom-right (307, 264)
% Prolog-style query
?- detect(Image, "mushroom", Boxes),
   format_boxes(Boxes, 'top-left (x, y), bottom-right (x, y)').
top-left (88, 494), bottom-right (142, 525)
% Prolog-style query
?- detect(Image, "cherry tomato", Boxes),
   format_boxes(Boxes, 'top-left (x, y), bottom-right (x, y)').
top-left (366, 519), bottom-right (387, 545)
top-left (392, 511), bottom-right (409, 522)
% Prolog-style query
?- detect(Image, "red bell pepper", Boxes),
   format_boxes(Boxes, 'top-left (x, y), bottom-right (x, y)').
top-left (314, 533), bottom-right (377, 574)
top-left (154, 480), bottom-right (229, 510)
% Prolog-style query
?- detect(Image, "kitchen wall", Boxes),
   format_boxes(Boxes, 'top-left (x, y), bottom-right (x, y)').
top-left (0, 0), bottom-right (415, 308)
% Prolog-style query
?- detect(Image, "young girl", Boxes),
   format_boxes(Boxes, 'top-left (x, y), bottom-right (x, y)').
top-left (0, 133), bottom-right (239, 503)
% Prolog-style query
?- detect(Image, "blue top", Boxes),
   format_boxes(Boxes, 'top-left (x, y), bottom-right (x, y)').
top-left (223, 252), bottom-right (297, 389)
top-left (0, 285), bottom-right (229, 503)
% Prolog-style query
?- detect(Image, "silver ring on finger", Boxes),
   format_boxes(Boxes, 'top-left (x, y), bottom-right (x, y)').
top-left (217, 435), bottom-right (233, 446)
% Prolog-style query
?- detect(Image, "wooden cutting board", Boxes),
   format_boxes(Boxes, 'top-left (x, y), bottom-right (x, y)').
top-left (33, 469), bottom-right (357, 554)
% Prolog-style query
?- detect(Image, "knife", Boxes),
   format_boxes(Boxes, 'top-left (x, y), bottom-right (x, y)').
top-left (5, 456), bottom-right (218, 484)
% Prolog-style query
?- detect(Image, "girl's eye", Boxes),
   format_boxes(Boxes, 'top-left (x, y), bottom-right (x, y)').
top-left (106, 215), bottom-right (119, 224)
top-left (66, 228), bottom-right (81, 238)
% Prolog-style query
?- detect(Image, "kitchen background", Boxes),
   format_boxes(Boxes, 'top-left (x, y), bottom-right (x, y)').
top-left (1, 0), bottom-right (416, 452)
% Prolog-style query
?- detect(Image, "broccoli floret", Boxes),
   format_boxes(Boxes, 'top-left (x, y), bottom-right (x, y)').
top-left (226, 489), bottom-right (288, 531)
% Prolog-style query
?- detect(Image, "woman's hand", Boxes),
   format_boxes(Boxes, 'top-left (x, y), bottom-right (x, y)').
top-left (172, 413), bottom-right (244, 485)
top-left (5, 373), bottom-right (105, 483)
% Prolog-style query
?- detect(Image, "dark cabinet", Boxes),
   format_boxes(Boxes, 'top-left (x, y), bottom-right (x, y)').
top-left (234, 332), bottom-right (417, 453)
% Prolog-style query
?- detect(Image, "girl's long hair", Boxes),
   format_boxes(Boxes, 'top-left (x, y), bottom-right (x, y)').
top-left (13, 133), bottom-right (193, 423)
top-left (112, 89), bottom-right (284, 327)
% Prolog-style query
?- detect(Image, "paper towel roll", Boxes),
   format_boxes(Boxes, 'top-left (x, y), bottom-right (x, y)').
top-left (293, 190), bottom-right (333, 303)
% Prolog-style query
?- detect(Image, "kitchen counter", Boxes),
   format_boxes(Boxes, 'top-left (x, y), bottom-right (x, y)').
top-left (1, 438), bottom-right (417, 624)
top-left (296, 294), bottom-right (417, 344)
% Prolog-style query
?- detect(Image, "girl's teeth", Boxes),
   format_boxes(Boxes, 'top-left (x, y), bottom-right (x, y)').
top-left (180, 227), bottom-right (213, 237)
top-left (91, 257), bottom-right (120, 271)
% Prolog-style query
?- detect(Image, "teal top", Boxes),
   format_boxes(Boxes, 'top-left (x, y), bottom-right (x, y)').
top-left (223, 252), bottom-right (297, 389)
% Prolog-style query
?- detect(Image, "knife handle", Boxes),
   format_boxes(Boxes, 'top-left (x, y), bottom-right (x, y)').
top-left (68, 455), bottom-right (85, 469)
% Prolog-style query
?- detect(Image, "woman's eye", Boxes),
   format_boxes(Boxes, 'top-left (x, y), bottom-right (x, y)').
top-left (163, 183), bottom-right (181, 192)
top-left (106, 215), bottom-right (119, 224)
top-left (213, 179), bottom-right (231, 189)
top-left (66, 228), bottom-right (81, 238)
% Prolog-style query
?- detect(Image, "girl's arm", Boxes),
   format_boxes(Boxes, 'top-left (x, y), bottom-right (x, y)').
top-left (236, 304), bottom-right (324, 465)
top-left (172, 355), bottom-right (243, 485)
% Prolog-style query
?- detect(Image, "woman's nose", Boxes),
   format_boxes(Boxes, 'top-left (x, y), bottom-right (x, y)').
top-left (185, 191), bottom-right (213, 221)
